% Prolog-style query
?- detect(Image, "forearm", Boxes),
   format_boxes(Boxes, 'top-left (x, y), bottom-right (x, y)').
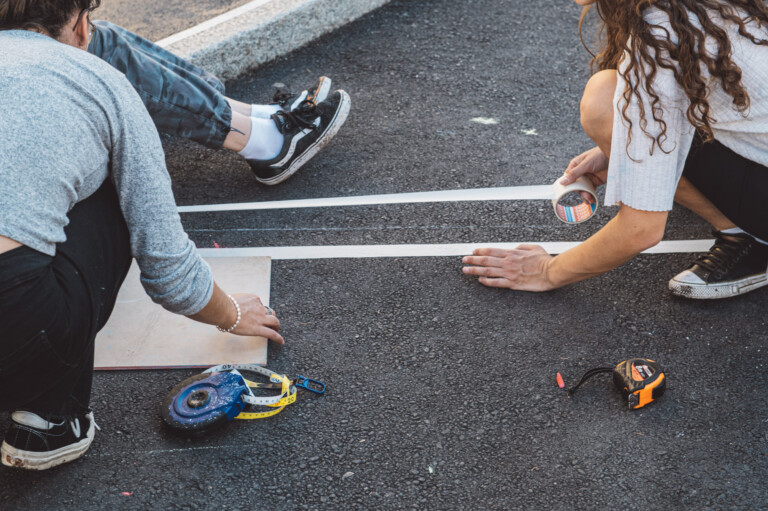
top-left (187, 284), bottom-right (284, 343)
top-left (547, 204), bottom-right (668, 287)
top-left (188, 282), bottom-right (236, 329)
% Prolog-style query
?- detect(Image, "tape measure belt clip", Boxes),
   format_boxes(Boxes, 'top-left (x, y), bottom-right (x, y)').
top-left (240, 375), bottom-right (325, 395)
top-left (295, 375), bottom-right (326, 394)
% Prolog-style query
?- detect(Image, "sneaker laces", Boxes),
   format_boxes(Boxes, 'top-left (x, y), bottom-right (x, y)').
top-left (271, 88), bottom-right (318, 110)
top-left (86, 409), bottom-right (101, 431)
top-left (693, 231), bottom-right (752, 277)
top-left (271, 88), bottom-right (295, 106)
top-left (272, 101), bottom-right (319, 131)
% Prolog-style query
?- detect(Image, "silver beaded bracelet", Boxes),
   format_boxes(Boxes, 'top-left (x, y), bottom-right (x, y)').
top-left (216, 294), bottom-right (241, 333)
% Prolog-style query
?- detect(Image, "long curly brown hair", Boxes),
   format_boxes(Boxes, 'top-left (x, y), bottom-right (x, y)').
top-left (579, 0), bottom-right (768, 155)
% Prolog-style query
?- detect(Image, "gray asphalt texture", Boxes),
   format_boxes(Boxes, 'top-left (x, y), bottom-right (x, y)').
top-left (98, 0), bottom-right (251, 42)
top-left (2, 0), bottom-right (767, 509)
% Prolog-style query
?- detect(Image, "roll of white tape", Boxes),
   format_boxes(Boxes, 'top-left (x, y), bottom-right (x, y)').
top-left (552, 176), bottom-right (598, 224)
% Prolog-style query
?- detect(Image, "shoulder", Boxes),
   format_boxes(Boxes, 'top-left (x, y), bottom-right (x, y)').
top-left (63, 43), bottom-right (138, 99)
top-left (1, 31), bottom-right (137, 101)
top-left (54, 42), bottom-right (147, 128)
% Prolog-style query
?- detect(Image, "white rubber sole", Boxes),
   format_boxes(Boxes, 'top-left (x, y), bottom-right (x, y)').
top-left (669, 272), bottom-right (768, 299)
top-left (1, 423), bottom-right (94, 471)
top-left (256, 90), bottom-right (351, 186)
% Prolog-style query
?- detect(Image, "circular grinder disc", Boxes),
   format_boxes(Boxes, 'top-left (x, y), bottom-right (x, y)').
top-left (161, 371), bottom-right (249, 437)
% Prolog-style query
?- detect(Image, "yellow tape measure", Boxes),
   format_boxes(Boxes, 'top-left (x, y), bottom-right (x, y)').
top-left (237, 374), bottom-right (298, 420)
top-left (161, 363), bottom-right (325, 436)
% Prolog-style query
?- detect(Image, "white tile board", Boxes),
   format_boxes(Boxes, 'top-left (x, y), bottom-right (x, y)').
top-left (95, 257), bottom-right (270, 370)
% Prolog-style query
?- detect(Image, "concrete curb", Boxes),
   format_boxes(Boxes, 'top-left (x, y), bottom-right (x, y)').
top-left (157, 0), bottom-right (393, 81)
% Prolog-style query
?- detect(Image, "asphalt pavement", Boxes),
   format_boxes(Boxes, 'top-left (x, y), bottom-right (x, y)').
top-left (1, 0), bottom-right (766, 509)
top-left (98, 0), bottom-right (251, 42)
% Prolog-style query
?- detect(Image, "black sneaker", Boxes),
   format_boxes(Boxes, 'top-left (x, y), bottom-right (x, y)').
top-left (1, 411), bottom-right (98, 470)
top-left (271, 76), bottom-right (332, 112)
top-left (669, 231), bottom-right (768, 299)
top-left (248, 89), bottom-right (351, 185)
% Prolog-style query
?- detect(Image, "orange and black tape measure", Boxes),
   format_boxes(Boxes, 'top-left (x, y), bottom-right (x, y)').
top-left (564, 358), bottom-right (666, 410)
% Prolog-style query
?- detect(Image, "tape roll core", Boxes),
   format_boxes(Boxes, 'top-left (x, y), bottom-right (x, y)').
top-left (552, 176), bottom-right (598, 224)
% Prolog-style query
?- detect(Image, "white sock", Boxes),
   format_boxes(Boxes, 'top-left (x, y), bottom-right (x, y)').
top-left (11, 411), bottom-right (60, 430)
top-left (720, 227), bottom-right (768, 245)
top-left (250, 104), bottom-right (282, 119)
top-left (237, 117), bottom-right (284, 161)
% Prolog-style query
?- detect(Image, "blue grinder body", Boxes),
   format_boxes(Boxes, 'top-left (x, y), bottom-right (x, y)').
top-left (161, 371), bottom-right (249, 437)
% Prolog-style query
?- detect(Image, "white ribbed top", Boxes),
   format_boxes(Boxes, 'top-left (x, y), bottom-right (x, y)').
top-left (604, 7), bottom-right (768, 212)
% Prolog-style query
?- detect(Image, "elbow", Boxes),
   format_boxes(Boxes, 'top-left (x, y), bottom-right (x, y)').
top-left (628, 221), bottom-right (666, 253)
top-left (617, 205), bottom-right (668, 253)
top-left (633, 227), bottom-right (665, 252)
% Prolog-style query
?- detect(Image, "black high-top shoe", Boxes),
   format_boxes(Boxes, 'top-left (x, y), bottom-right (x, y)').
top-left (2, 410), bottom-right (98, 470)
top-left (669, 230), bottom-right (768, 299)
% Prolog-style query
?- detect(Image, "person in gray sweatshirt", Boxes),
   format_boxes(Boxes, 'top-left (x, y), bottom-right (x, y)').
top-left (0, 0), bottom-right (342, 470)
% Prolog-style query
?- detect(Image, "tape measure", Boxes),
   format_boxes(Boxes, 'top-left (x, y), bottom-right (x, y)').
top-left (161, 363), bottom-right (325, 437)
top-left (563, 358), bottom-right (666, 410)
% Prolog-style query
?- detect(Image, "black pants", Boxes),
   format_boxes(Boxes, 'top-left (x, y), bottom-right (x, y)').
top-left (0, 181), bottom-right (132, 419)
top-left (683, 135), bottom-right (768, 241)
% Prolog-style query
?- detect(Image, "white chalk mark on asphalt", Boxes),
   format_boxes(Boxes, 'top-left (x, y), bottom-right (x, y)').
top-left (521, 128), bottom-right (538, 136)
top-left (178, 186), bottom-right (555, 213)
top-left (197, 240), bottom-right (714, 260)
top-left (156, 0), bottom-right (273, 47)
top-left (470, 117), bottom-right (499, 125)
top-left (98, 445), bottom-right (247, 457)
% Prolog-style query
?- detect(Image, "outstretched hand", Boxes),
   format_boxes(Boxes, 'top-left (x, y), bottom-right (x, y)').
top-left (462, 245), bottom-right (556, 292)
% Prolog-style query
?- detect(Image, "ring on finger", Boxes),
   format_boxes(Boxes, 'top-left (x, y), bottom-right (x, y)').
top-left (265, 306), bottom-right (274, 316)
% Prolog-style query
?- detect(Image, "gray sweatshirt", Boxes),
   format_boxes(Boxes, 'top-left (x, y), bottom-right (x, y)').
top-left (0, 30), bottom-right (213, 315)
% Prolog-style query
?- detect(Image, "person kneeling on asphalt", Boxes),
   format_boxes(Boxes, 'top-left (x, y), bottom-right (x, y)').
top-left (0, 0), bottom-right (291, 470)
top-left (463, 0), bottom-right (768, 300)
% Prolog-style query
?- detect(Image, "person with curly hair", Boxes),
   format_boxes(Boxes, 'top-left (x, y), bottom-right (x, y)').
top-left (463, 0), bottom-right (768, 300)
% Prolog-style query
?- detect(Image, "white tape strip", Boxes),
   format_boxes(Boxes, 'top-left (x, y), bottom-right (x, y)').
top-left (178, 186), bottom-right (554, 213)
top-left (156, 0), bottom-right (273, 48)
top-left (551, 176), bottom-right (598, 224)
top-left (197, 240), bottom-right (715, 260)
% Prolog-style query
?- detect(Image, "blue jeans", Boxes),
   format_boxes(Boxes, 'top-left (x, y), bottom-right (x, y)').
top-left (88, 21), bottom-right (233, 150)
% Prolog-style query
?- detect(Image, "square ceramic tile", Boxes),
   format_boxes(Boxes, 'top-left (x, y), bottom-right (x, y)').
top-left (95, 257), bottom-right (270, 370)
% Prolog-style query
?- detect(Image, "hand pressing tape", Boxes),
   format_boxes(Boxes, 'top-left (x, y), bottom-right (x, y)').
top-left (552, 176), bottom-right (598, 224)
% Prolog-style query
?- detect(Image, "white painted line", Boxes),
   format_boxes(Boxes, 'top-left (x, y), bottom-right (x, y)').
top-left (198, 240), bottom-right (714, 260)
top-left (178, 186), bottom-right (555, 213)
top-left (156, 0), bottom-right (273, 48)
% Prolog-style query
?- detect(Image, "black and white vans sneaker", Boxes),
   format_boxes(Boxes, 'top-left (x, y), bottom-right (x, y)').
top-left (2, 410), bottom-right (98, 470)
top-left (669, 231), bottom-right (768, 299)
top-left (271, 76), bottom-right (332, 112)
top-left (248, 89), bottom-right (351, 185)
